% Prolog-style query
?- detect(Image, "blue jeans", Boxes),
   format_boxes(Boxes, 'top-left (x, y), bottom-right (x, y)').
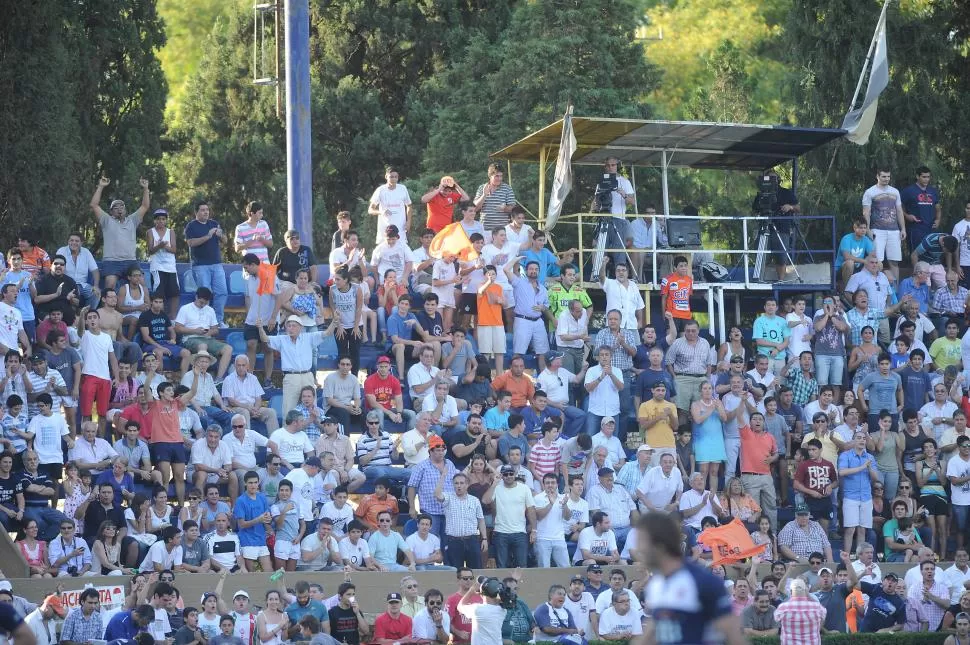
top-left (191, 264), bottom-right (228, 324)
top-left (494, 531), bottom-right (528, 568)
top-left (415, 563), bottom-right (457, 571)
top-left (445, 535), bottom-right (483, 569)
top-left (613, 525), bottom-right (631, 554)
top-left (561, 406), bottom-right (586, 438)
top-left (76, 283), bottom-right (101, 309)
top-left (429, 513), bottom-right (446, 543)
top-left (202, 406), bottom-right (234, 433)
top-left (814, 354), bottom-right (845, 387)
top-left (585, 413), bottom-right (610, 437)
top-left (535, 539), bottom-right (570, 567)
top-left (379, 562), bottom-right (410, 572)
top-left (363, 465), bottom-right (412, 485)
top-left (876, 468), bottom-right (900, 502)
top-left (24, 506), bottom-right (69, 542)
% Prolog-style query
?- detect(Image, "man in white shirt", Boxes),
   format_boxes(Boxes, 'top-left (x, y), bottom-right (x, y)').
top-left (369, 166), bottom-right (413, 245)
top-left (903, 547), bottom-right (945, 591)
top-left (535, 351), bottom-right (587, 438)
top-left (371, 225), bottom-right (414, 285)
top-left (483, 463), bottom-right (536, 568)
top-left (220, 355), bottom-right (280, 433)
top-left (944, 548), bottom-right (970, 604)
top-left (77, 306), bottom-right (119, 438)
top-left (203, 512), bottom-right (245, 572)
top-left (57, 233), bottom-right (101, 309)
top-left (173, 287), bottom-right (233, 379)
top-left (594, 569), bottom-right (644, 619)
top-left (584, 346), bottom-right (624, 437)
top-left (636, 454), bottom-right (683, 513)
top-left (679, 472), bottom-right (724, 536)
top-left (598, 259), bottom-right (644, 331)
top-left (563, 575), bottom-right (596, 634)
top-left (328, 229), bottom-right (368, 275)
top-left (573, 511), bottom-right (620, 565)
top-left (948, 437), bottom-right (970, 554)
top-left (68, 420), bottom-right (117, 476)
top-left (591, 417), bottom-right (625, 469)
top-left (24, 594), bottom-right (65, 645)
top-left (411, 588), bottom-right (451, 643)
top-left (140, 526), bottom-right (184, 572)
top-left (225, 413), bottom-right (270, 493)
top-left (180, 350), bottom-right (234, 432)
top-left (298, 518), bottom-right (344, 571)
top-left (189, 425), bottom-right (234, 497)
top-left (533, 472), bottom-right (571, 568)
top-left (587, 468), bottom-right (636, 546)
top-left (0, 284), bottom-right (29, 372)
top-left (555, 301), bottom-right (589, 375)
top-left (596, 589), bottom-right (642, 639)
top-left (407, 344), bottom-right (442, 402)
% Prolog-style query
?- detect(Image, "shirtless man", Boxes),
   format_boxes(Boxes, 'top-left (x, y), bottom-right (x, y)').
top-left (98, 289), bottom-right (143, 366)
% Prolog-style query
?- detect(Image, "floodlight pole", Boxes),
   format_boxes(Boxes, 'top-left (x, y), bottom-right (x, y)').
top-left (285, 0), bottom-right (313, 247)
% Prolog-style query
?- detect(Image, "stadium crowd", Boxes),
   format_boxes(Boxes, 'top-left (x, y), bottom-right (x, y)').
top-left (2, 162), bottom-right (970, 643)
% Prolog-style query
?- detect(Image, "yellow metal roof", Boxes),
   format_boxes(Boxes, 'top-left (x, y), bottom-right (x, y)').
top-left (490, 117), bottom-right (845, 171)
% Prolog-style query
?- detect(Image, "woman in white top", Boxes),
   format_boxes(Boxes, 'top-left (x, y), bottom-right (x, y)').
top-left (125, 493), bottom-right (157, 565)
top-left (717, 326), bottom-right (747, 368)
top-left (146, 209), bottom-right (180, 318)
top-left (92, 520), bottom-right (131, 576)
top-left (504, 208), bottom-right (533, 249)
top-left (118, 265), bottom-right (149, 340)
top-left (256, 589), bottom-right (290, 645)
top-left (178, 487), bottom-right (206, 530)
top-left (149, 487), bottom-right (174, 534)
top-left (786, 297), bottom-right (813, 358)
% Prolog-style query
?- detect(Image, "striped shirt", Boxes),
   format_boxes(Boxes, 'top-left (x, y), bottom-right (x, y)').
top-left (234, 220), bottom-right (273, 263)
top-left (593, 328), bottom-right (638, 372)
top-left (355, 430), bottom-right (394, 466)
top-left (407, 460), bottom-right (458, 515)
top-left (474, 182), bottom-right (516, 231)
top-left (665, 337), bottom-right (711, 375)
top-left (529, 440), bottom-right (562, 479)
top-left (441, 491), bottom-right (485, 537)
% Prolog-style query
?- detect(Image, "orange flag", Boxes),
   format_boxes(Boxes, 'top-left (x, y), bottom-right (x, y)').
top-left (428, 222), bottom-right (478, 261)
top-left (696, 518), bottom-right (767, 565)
top-left (256, 263), bottom-right (278, 295)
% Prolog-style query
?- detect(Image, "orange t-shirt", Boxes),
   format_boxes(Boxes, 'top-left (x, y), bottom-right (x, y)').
top-left (845, 588), bottom-right (865, 632)
top-left (354, 493), bottom-right (399, 530)
top-left (425, 190), bottom-right (463, 233)
top-left (491, 372), bottom-right (535, 409)
top-left (477, 283), bottom-right (504, 327)
top-left (21, 246), bottom-right (51, 277)
top-left (661, 272), bottom-right (693, 319)
top-left (739, 425), bottom-right (776, 475)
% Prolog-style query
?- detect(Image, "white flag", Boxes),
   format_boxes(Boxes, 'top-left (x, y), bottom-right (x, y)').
top-left (545, 107), bottom-right (576, 232)
top-left (842, 3), bottom-right (889, 145)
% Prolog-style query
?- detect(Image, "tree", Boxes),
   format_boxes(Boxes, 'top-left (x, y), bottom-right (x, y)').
top-left (0, 0), bottom-right (167, 251)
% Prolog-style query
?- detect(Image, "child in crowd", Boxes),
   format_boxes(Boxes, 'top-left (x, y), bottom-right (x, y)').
top-left (348, 266), bottom-right (376, 344)
top-left (0, 394), bottom-right (30, 469)
top-left (891, 336), bottom-right (911, 368)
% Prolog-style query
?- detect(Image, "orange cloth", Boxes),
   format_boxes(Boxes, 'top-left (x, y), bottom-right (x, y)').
top-left (429, 222), bottom-right (477, 261)
top-left (491, 371), bottom-right (535, 409)
top-left (477, 283), bottom-right (504, 327)
top-left (696, 517), bottom-right (767, 565)
top-left (256, 263), bottom-right (277, 295)
top-left (354, 493), bottom-right (400, 530)
top-left (845, 588), bottom-right (865, 632)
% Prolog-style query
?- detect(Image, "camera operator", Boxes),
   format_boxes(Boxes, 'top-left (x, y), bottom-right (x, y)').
top-left (597, 158), bottom-right (636, 271)
top-left (457, 576), bottom-right (509, 645)
top-left (752, 171), bottom-right (800, 281)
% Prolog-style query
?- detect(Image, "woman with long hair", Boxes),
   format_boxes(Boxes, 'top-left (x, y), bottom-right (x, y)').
top-left (125, 493), bottom-right (156, 565)
top-left (848, 325), bottom-right (880, 388)
top-left (118, 264), bottom-right (150, 340)
top-left (62, 462), bottom-right (93, 537)
top-left (691, 381), bottom-right (728, 494)
top-left (749, 514), bottom-right (777, 562)
top-left (17, 519), bottom-right (52, 578)
top-left (465, 454), bottom-right (495, 524)
top-left (255, 589), bottom-right (290, 645)
top-left (92, 520), bottom-right (130, 576)
top-left (330, 267), bottom-right (363, 374)
top-left (719, 477), bottom-right (762, 528)
top-left (717, 327), bottom-right (747, 368)
top-left (149, 486), bottom-right (174, 535)
top-left (915, 438), bottom-right (950, 559)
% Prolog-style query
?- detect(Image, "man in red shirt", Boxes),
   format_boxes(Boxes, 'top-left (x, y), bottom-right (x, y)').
top-left (660, 255), bottom-right (693, 333)
top-left (364, 355), bottom-right (416, 432)
top-left (793, 438), bottom-right (839, 532)
top-left (739, 412), bottom-right (778, 531)
top-left (373, 592), bottom-right (414, 644)
top-left (421, 176), bottom-right (470, 233)
top-left (445, 567), bottom-right (481, 644)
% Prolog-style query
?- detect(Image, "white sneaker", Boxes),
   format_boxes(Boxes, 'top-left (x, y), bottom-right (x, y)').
top-left (219, 322), bottom-right (229, 329)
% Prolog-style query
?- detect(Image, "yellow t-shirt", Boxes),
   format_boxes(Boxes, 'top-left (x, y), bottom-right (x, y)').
top-left (638, 399), bottom-right (677, 448)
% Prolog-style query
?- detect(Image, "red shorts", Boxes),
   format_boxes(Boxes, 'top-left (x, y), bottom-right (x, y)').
top-left (80, 375), bottom-right (112, 417)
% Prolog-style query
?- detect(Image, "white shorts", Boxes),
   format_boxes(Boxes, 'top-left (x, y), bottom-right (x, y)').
top-left (512, 316), bottom-right (550, 355)
top-left (477, 325), bottom-right (506, 355)
top-left (842, 498), bottom-right (873, 528)
top-left (273, 539), bottom-right (301, 560)
top-left (872, 229), bottom-right (902, 262)
top-left (501, 284), bottom-right (515, 309)
top-left (241, 545), bottom-right (270, 560)
top-left (61, 396), bottom-right (78, 409)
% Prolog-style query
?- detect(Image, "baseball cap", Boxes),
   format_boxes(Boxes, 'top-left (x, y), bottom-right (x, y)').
top-left (546, 350), bottom-right (564, 363)
top-left (42, 595), bottom-right (66, 618)
top-left (377, 355), bottom-right (392, 365)
top-left (387, 592), bottom-right (402, 602)
top-left (441, 176), bottom-right (456, 188)
top-left (322, 417), bottom-right (338, 425)
top-left (153, 208), bottom-right (169, 218)
top-left (570, 574), bottom-right (585, 583)
top-left (586, 564), bottom-right (602, 573)
top-left (818, 567), bottom-right (833, 575)
top-left (637, 444), bottom-right (654, 453)
top-left (884, 572), bottom-right (899, 581)
top-left (0, 581), bottom-right (11, 592)
top-left (30, 354), bottom-right (46, 363)
top-left (285, 314), bottom-right (303, 325)
top-left (600, 416), bottom-right (616, 426)
top-left (304, 456), bottom-right (323, 468)
top-left (795, 504), bottom-right (811, 515)
top-left (500, 464), bottom-right (516, 475)
top-left (234, 590), bottom-right (250, 599)
top-left (428, 435), bottom-right (445, 450)
top-left (597, 467), bottom-right (615, 477)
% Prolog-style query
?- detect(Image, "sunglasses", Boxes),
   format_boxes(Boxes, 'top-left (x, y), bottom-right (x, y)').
top-left (427, 600), bottom-right (442, 606)
top-left (809, 560), bottom-right (822, 565)
top-left (459, 576), bottom-right (474, 581)
top-left (367, 421), bottom-right (381, 425)
top-left (232, 424), bottom-right (246, 428)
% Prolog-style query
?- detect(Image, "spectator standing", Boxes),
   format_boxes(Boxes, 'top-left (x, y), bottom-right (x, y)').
top-left (184, 200), bottom-right (229, 328)
top-left (599, 259), bottom-right (645, 332)
top-left (838, 430), bottom-right (880, 555)
top-left (739, 412), bottom-right (779, 530)
top-left (273, 230), bottom-right (318, 286)
top-left (146, 209), bottom-right (181, 318)
top-left (845, 255), bottom-right (899, 344)
top-left (773, 579), bottom-right (825, 645)
top-left (406, 435), bottom-right (458, 540)
top-left (505, 259), bottom-right (550, 372)
top-left (753, 299), bottom-right (791, 376)
top-left (434, 471), bottom-right (487, 569)
top-left (257, 314), bottom-right (334, 416)
top-left (89, 177), bottom-right (149, 291)
top-left (584, 346), bottom-right (624, 437)
top-left (370, 167), bottom-right (413, 245)
top-left (666, 320), bottom-right (711, 425)
top-left (858, 574), bottom-right (905, 633)
top-left (474, 163), bottom-right (516, 234)
top-left (901, 166), bottom-right (942, 251)
top-left (234, 201), bottom-right (273, 263)
top-left (422, 176), bottom-right (469, 233)
top-left (862, 168), bottom-right (906, 282)
top-left (483, 464), bottom-right (536, 568)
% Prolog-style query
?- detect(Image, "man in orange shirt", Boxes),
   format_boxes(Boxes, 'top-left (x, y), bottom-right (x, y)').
top-left (739, 412), bottom-right (779, 531)
top-left (421, 176), bottom-right (469, 233)
top-left (490, 355), bottom-right (535, 412)
top-left (17, 230), bottom-right (51, 278)
top-left (354, 477), bottom-right (400, 532)
top-left (660, 255), bottom-right (693, 334)
top-left (476, 264), bottom-right (506, 374)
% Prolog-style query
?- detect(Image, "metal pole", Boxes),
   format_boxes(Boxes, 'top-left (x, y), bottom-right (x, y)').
top-left (285, 0), bottom-right (313, 246)
top-left (538, 146), bottom-right (548, 226)
top-left (847, 0), bottom-right (890, 112)
top-left (275, 0), bottom-right (282, 118)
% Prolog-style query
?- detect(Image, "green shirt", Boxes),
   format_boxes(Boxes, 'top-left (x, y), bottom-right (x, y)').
top-left (547, 284), bottom-right (592, 326)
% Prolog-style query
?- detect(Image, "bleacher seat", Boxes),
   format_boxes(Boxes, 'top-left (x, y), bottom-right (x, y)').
top-left (268, 394), bottom-right (283, 426)
top-left (229, 270), bottom-right (246, 294)
top-left (403, 518), bottom-right (418, 537)
top-left (226, 332), bottom-right (247, 357)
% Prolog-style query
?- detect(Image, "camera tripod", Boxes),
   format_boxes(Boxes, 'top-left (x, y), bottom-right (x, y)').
top-left (591, 216), bottom-right (639, 281)
top-left (753, 219), bottom-right (803, 283)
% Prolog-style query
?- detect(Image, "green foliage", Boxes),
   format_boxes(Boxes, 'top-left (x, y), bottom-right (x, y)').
top-left (0, 0), bottom-right (167, 251)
